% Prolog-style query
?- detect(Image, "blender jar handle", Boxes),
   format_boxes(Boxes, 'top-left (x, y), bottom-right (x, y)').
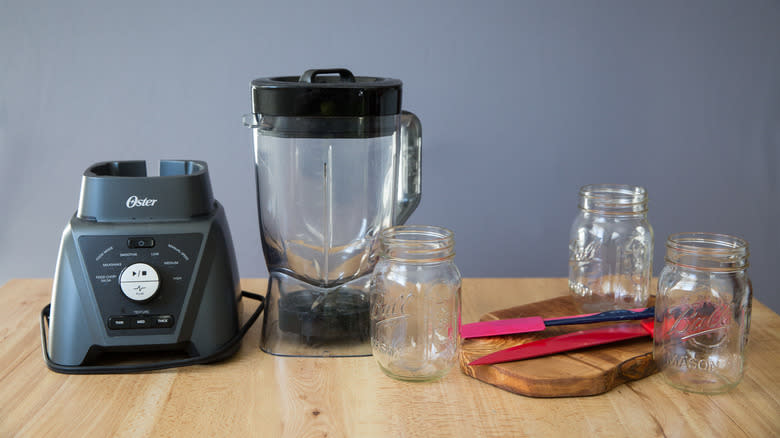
top-left (394, 110), bottom-right (422, 224)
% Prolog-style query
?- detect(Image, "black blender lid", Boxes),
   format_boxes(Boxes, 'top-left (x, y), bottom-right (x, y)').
top-left (251, 68), bottom-right (402, 117)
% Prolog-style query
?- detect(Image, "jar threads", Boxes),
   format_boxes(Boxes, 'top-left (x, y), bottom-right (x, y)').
top-left (379, 225), bottom-right (455, 263)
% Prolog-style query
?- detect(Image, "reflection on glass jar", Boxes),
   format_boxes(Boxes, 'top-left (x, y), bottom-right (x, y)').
top-left (653, 232), bottom-right (752, 394)
top-left (568, 184), bottom-right (654, 312)
top-left (370, 225), bottom-right (461, 381)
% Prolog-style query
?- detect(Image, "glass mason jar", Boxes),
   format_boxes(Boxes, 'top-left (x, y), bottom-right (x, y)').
top-left (370, 225), bottom-right (462, 381)
top-left (653, 233), bottom-right (752, 394)
top-left (568, 184), bottom-right (654, 312)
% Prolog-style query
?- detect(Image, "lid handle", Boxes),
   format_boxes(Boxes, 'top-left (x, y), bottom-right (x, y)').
top-left (299, 68), bottom-right (356, 83)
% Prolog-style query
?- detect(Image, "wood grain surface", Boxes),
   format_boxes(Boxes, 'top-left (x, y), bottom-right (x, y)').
top-left (460, 295), bottom-right (657, 397)
top-left (1, 278), bottom-right (779, 437)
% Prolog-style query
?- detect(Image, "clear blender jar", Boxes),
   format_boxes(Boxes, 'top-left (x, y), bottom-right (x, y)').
top-left (244, 68), bottom-right (422, 356)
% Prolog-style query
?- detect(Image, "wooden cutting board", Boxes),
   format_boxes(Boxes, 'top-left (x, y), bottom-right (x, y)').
top-left (459, 295), bottom-right (657, 397)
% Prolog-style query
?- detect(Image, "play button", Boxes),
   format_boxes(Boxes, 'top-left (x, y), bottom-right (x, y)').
top-left (119, 263), bottom-right (160, 302)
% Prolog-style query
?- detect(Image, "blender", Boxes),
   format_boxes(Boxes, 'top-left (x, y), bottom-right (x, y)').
top-left (244, 68), bottom-right (422, 356)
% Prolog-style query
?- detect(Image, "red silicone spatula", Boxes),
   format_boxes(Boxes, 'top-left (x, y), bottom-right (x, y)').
top-left (468, 319), bottom-right (655, 366)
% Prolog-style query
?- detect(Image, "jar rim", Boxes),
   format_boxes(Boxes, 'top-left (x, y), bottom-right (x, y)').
top-left (579, 184), bottom-right (647, 203)
top-left (578, 184), bottom-right (648, 214)
top-left (666, 232), bottom-right (749, 255)
top-left (380, 225), bottom-right (455, 261)
top-left (664, 232), bottom-right (749, 272)
top-left (381, 225), bottom-right (454, 244)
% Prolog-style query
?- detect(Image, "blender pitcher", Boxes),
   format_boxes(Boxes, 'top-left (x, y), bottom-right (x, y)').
top-left (244, 68), bottom-right (422, 356)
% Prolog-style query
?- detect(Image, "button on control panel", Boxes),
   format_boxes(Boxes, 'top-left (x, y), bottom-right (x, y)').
top-left (132, 316), bottom-right (152, 328)
top-left (153, 315), bottom-right (174, 327)
top-left (127, 237), bottom-right (155, 249)
top-left (107, 314), bottom-right (175, 330)
top-left (108, 316), bottom-right (130, 329)
top-left (119, 263), bottom-right (160, 302)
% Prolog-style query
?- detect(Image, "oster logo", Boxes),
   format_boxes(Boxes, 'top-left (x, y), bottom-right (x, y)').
top-left (126, 195), bottom-right (158, 208)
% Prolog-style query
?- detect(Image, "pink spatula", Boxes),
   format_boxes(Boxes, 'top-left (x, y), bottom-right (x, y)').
top-left (468, 319), bottom-right (655, 366)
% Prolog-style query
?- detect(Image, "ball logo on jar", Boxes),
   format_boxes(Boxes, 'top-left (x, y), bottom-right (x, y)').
top-left (371, 291), bottom-right (413, 321)
top-left (663, 302), bottom-right (732, 346)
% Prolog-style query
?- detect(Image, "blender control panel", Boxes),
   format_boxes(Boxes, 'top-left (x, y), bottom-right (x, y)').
top-left (78, 233), bottom-right (203, 336)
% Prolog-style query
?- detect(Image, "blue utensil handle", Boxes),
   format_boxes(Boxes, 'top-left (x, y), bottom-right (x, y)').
top-left (544, 307), bottom-right (655, 327)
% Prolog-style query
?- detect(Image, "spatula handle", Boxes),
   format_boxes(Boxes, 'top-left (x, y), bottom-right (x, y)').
top-left (544, 307), bottom-right (655, 327)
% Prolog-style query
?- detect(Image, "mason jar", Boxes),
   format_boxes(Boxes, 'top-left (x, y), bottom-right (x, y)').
top-left (653, 232), bottom-right (752, 394)
top-left (370, 225), bottom-right (461, 381)
top-left (568, 184), bottom-right (654, 312)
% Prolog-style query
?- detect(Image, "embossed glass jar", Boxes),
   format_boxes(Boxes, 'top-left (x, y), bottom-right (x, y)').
top-left (568, 184), bottom-right (654, 312)
top-left (370, 225), bottom-right (461, 381)
top-left (653, 232), bottom-right (752, 394)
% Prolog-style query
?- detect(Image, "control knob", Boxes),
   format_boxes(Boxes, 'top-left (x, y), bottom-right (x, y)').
top-left (119, 263), bottom-right (160, 302)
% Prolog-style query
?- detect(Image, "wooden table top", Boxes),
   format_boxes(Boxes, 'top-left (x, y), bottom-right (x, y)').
top-left (1, 278), bottom-right (778, 437)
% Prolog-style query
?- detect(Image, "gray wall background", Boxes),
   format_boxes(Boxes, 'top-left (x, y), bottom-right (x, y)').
top-left (2, 1), bottom-right (779, 312)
